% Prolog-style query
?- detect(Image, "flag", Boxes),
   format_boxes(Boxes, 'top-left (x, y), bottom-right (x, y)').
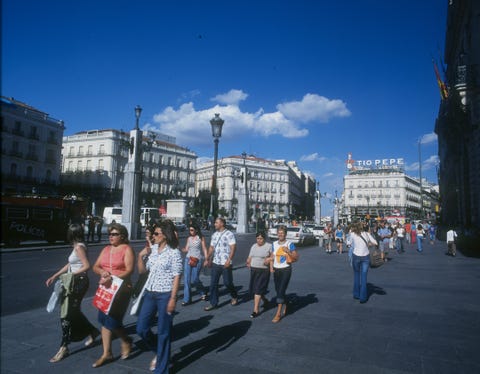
top-left (433, 60), bottom-right (448, 100)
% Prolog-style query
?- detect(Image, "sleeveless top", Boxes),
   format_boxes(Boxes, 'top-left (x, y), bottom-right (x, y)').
top-left (186, 236), bottom-right (203, 259)
top-left (68, 243), bottom-right (86, 273)
top-left (99, 245), bottom-right (128, 277)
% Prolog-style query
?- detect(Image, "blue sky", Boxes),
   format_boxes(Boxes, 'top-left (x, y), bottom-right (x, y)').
top-left (2, 0), bottom-right (447, 215)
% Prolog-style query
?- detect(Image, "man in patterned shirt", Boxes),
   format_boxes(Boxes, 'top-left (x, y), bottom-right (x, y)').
top-left (204, 217), bottom-right (238, 311)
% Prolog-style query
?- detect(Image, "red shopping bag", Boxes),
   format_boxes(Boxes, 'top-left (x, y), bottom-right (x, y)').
top-left (92, 275), bottom-right (124, 314)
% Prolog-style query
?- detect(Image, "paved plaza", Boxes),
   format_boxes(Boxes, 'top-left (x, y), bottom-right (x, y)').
top-left (2, 237), bottom-right (480, 373)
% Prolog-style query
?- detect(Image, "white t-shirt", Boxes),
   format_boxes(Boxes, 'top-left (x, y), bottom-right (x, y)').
top-left (272, 240), bottom-right (296, 269)
top-left (446, 230), bottom-right (457, 242)
top-left (210, 229), bottom-right (236, 265)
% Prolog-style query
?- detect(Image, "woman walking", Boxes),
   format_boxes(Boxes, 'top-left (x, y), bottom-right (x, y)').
top-left (136, 220), bottom-right (183, 373)
top-left (350, 222), bottom-right (378, 304)
top-left (416, 224), bottom-right (425, 252)
top-left (246, 232), bottom-right (272, 318)
top-left (181, 223), bottom-right (208, 305)
top-left (45, 224), bottom-right (99, 362)
top-left (270, 225), bottom-right (298, 323)
top-left (91, 223), bottom-right (135, 368)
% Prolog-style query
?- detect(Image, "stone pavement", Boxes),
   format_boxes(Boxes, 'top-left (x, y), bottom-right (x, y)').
top-left (2, 238), bottom-right (480, 373)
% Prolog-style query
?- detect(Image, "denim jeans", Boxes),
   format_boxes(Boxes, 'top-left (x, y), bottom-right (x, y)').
top-left (136, 291), bottom-right (173, 374)
top-left (417, 236), bottom-right (424, 252)
top-left (352, 254), bottom-right (369, 302)
top-left (273, 266), bottom-right (292, 304)
top-left (396, 237), bottom-right (404, 252)
top-left (183, 258), bottom-right (206, 303)
top-left (208, 263), bottom-right (237, 307)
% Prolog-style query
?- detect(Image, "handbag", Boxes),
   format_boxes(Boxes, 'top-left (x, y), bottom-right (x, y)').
top-left (360, 234), bottom-right (383, 268)
top-left (283, 248), bottom-right (298, 264)
top-left (130, 281), bottom-right (147, 316)
top-left (92, 275), bottom-right (124, 314)
top-left (188, 256), bottom-right (199, 267)
top-left (46, 279), bottom-right (63, 313)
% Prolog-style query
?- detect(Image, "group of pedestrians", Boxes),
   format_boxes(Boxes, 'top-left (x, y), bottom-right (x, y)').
top-left (45, 217), bottom-right (299, 373)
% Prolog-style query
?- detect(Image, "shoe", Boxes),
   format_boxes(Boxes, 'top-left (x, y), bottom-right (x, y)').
top-left (359, 300), bottom-right (367, 304)
top-left (50, 346), bottom-right (69, 363)
top-left (120, 337), bottom-right (133, 360)
top-left (149, 356), bottom-right (157, 371)
top-left (201, 294), bottom-right (207, 301)
top-left (230, 298), bottom-right (238, 306)
top-left (181, 301), bottom-right (191, 306)
top-left (204, 305), bottom-right (216, 311)
top-left (272, 314), bottom-right (281, 323)
top-left (84, 329), bottom-right (100, 347)
top-left (250, 311), bottom-right (259, 318)
top-left (92, 354), bottom-right (113, 368)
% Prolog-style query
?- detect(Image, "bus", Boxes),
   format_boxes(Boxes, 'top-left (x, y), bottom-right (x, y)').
top-left (1, 195), bottom-right (87, 246)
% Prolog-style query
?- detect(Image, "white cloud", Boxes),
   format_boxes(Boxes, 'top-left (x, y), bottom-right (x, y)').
top-left (323, 172), bottom-right (334, 178)
top-left (277, 93), bottom-right (351, 123)
top-left (211, 89), bottom-right (248, 105)
top-left (420, 132), bottom-right (437, 144)
top-left (405, 155), bottom-right (439, 172)
top-left (300, 152), bottom-right (327, 162)
top-left (149, 89), bottom-right (351, 146)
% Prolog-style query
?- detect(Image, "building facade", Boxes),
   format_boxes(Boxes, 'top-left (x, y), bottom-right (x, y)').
top-left (1, 96), bottom-right (65, 195)
top-left (195, 155), bottom-right (314, 220)
top-left (61, 129), bottom-right (197, 210)
top-left (343, 155), bottom-right (439, 222)
top-left (435, 0), bottom-right (480, 236)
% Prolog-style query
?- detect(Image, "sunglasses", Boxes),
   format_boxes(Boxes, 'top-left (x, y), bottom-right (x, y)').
top-left (109, 233), bottom-right (120, 237)
top-left (153, 232), bottom-right (162, 236)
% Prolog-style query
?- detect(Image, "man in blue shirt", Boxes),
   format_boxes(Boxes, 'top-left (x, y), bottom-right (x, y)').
top-left (377, 221), bottom-right (391, 263)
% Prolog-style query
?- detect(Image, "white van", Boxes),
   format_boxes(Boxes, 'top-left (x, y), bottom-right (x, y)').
top-left (140, 207), bottom-right (160, 226)
top-left (103, 207), bottom-right (123, 225)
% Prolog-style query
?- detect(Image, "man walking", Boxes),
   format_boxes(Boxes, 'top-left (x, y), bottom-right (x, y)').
top-left (446, 228), bottom-right (458, 257)
top-left (377, 221), bottom-right (391, 263)
top-left (204, 217), bottom-right (238, 310)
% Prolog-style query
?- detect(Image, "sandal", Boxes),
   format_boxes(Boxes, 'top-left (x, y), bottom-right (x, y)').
top-left (230, 298), bottom-right (238, 306)
top-left (49, 346), bottom-right (69, 363)
top-left (204, 305), bottom-right (216, 311)
top-left (120, 337), bottom-right (133, 360)
top-left (92, 353), bottom-right (113, 368)
top-left (150, 356), bottom-right (157, 371)
top-left (84, 329), bottom-right (100, 347)
top-left (181, 301), bottom-right (191, 306)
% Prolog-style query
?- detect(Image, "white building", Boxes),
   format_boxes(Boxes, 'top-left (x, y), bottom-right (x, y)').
top-left (343, 154), bottom-right (438, 221)
top-left (61, 129), bottom-right (197, 208)
top-left (196, 155), bottom-right (313, 219)
top-left (1, 96), bottom-right (65, 194)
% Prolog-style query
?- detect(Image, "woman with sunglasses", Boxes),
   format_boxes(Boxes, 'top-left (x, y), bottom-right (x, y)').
top-left (181, 224), bottom-right (208, 305)
top-left (91, 223), bottom-right (135, 368)
top-left (136, 220), bottom-right (183, 373)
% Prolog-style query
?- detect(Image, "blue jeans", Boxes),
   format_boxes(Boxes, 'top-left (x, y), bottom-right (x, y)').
top-left (352, 254), bottom-right (369, 302)
top-left (417, 236), bottom-right (424, 252)
top-left (396, 237), bottom-right (404, 252)
top-left (136, 291), bottom-right (173, 374)
top-left (273, 266), bottom-right (292, 304)
top-left (183, 258), bottom-right (206, 303)
top-left (208, 263), bottom-right (237, 307)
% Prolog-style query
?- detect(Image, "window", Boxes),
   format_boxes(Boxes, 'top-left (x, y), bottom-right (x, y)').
top-left (26, 166), bottom-right (33, 178)
top-left (98, 159), bottom-right (104, 171)
top-left (99, 144), bottom-right (105, 155)
top-left (77, 161), bottom-right (82, 171)
top-left (87, 145), bottom-right (93, 155)
top-left (69, 146), bottom-right (74, 156)
top-left (68, 161), bottom-right (74, 171)
top-left (10, 163), bottom-right (17, 176)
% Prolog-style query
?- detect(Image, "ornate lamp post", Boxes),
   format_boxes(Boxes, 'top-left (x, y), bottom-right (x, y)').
top-left (209, 113), bottom-right (224, 220)
top-left (122, 105), bottom-right (143, 239)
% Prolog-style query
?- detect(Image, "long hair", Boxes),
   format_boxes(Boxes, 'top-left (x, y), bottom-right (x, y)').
top-left (67, 223), bottom-right (85, 244)
top-left (189, 223), bottom-right (203, 239)
top-left (158, 220), bottom-right (179, 249)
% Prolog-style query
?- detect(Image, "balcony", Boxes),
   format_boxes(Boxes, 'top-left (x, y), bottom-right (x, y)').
top-left (9, 150), bottom-right (23, 158)
top-left (25, 153), bottom-right (38, 161)
top-left (12, 129), bottom-right (25, 137)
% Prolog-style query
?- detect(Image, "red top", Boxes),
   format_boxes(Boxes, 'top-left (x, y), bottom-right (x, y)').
top-left (100, 245), bottom-right (128, 276)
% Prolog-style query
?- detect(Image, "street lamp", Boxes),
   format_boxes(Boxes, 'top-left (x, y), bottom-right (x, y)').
top-left (135, 105), bottom-right (142, 130)
top-left (209, 113), bottom-right (224, 220)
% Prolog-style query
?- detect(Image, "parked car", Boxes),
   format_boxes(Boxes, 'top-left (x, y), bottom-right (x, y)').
top-left (312, 226), bottom-right (325, 240)
top-left (286, 226), bottom-right (316, 246)
top-left (174, 222), bottom-right (187, 232)
top-left (268, 224), bottom-right (281, 240)
top-left (226, 220), bottom-right (238, 230)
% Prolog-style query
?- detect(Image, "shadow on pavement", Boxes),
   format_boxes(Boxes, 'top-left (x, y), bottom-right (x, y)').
top-left (367, 283), bottom-right (387, 299)
top-left (284, 293), bottom-right (318, 315)
top-left (171, 320), bottom-right (252, 373)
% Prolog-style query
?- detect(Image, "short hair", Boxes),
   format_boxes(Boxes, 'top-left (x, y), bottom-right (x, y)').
top-left (277, 225), bottom-right (287, 234)
top-left (216, 217), bottom-right (226, 226)
top-left (108, 223), bottom-right (130, 244)
top-left (67, 223), bottom-right (85, 244)
top-left (256, 231), bottom-right (266, 239)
